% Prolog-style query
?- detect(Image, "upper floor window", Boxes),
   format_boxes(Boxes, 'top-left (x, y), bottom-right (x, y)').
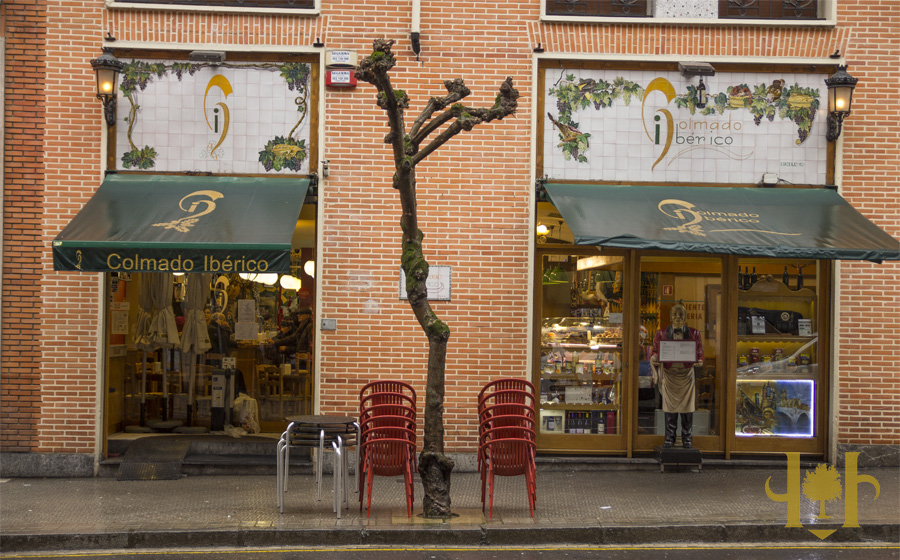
top-left (544, 0), bottom-right (824, 22)
top-left (110, 0), bottom-right (316, 11)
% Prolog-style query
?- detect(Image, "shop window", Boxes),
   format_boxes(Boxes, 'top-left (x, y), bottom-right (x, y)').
top-left (105, 266), bottom-right (315, 435)
top-left (538, 253), bottom-right (625, 439)
top-left (639, 256), bottom-right (722, 443)
top-left (735, 258), bottom-right (818, 438)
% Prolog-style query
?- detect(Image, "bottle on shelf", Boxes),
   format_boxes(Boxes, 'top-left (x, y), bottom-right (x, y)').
top-left (743, 267), bottom-right (751, 290)
top-left (797, 267), bottom-right (804, 291)
top-left (782, 266), bottom-right (790, 288)
top-left (738, 266), bottom-right (744, 290)
top-left (750, 267), bottom-right (758, 288)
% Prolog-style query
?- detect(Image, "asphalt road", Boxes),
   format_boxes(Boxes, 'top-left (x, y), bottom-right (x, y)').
top-left (2, 544), bottom-right (898, 560)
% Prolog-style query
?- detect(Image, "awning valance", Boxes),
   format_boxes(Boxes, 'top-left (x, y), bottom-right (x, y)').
top-left (543, 183), bottom-right (899, 262)
top-left (53, 174), bottom-right (311, 273)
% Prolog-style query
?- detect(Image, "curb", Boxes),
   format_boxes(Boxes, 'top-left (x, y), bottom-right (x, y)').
top-left (2, 523), bottom-right (897, 552)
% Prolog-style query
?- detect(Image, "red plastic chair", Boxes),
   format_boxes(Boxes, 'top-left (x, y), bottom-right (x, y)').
top-left (360, 391), bottom-right (416, 413)
top-left (479, 422), bottom-right (537, 518)
top-left (357, 409), bottom-right (417, 494)
top-left (478, 378), bottom-right (535, 407)
top-left (478, 384), bottom-right (535, 474)
top-left (358, 424), bottom-right (417, 517)
top-left (360, 380), bottom-right (417, 404)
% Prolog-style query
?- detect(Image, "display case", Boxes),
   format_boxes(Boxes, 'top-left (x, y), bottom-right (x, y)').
top-left (735, 276), bottom-right (817, 437)
top-left (539, 316), bottom-right (622, 435)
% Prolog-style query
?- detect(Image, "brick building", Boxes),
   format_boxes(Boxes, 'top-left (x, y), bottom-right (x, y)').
top-left (2, 0), bottom-right (897, 476)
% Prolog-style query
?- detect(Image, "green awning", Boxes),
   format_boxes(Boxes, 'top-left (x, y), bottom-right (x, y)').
top-left (53, 174), bottom-right (311, 273)
top-left (544, 183), bottom-right (900, 262)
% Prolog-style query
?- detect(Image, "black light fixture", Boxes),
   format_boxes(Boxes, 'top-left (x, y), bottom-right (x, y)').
top-left (90, 48), bottom-right (125, 127)
top-left (825, 65), bottom-right (858, 142)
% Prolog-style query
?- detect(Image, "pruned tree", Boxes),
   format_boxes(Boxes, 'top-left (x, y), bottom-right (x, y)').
top-left (355, 39), bottom-right (519, 518)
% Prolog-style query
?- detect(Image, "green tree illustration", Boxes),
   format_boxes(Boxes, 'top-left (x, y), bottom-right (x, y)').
top-left (802, 464), bottom-right (843, 519)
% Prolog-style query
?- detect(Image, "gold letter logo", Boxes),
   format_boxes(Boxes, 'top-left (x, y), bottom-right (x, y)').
top-left (153, 190), bottom-right (224, 233)
top-left (204, 75), bottom-right (233, 159)
top-left (642, 78), bottom-right (677, 171)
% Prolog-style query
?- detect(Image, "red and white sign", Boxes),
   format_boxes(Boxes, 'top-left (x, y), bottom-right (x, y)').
top-left (326, 70), bottom-right (357, 88)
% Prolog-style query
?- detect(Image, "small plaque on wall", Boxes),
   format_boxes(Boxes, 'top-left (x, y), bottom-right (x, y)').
top-left (399, 266), bottom-right (451, 301)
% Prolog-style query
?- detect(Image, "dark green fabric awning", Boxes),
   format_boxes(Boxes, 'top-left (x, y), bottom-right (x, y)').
top-left (53, 174), bottom-right (310, 273)
top-left (544, 183), bottom-right (900, 262)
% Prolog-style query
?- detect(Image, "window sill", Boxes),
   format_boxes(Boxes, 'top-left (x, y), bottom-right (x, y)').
top-left (539, 14), bottom-right (835, 28)
top-left (105, 0), bottom-right (320, 16)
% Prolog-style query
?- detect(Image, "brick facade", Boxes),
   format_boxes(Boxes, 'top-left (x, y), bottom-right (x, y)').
top-left (2, 0), bottom-right (897, 471)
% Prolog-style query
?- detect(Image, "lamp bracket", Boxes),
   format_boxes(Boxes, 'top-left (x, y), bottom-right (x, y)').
top-left (678, 62), bottom-right (715, 77)
top-left (189, 50), bottom-right (226, 64)
top-left (826, 113), bottom-right (844, 142)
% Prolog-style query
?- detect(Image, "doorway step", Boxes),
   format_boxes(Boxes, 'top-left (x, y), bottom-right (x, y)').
top-left (101, 433), bottom-right (313, 477)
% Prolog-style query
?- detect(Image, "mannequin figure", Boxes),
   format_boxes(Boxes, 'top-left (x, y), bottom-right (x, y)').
top-left (650, 302), bottom-right (704, 448)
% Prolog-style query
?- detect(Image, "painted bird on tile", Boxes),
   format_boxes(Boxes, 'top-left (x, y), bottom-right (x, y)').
top-left (547, 112), bottom-right (583, 145)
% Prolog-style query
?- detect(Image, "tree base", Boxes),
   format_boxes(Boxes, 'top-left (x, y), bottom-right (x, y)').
top-left (418, 450), bottom-right (455, 518)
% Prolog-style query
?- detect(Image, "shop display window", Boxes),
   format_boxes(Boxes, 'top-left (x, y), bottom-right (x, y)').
top-left (538, 253), bottom-right (624, 437)
top-left (105, 265), bottom-right (315, 434)
top-left (735, 258), bottom-right (819, 438)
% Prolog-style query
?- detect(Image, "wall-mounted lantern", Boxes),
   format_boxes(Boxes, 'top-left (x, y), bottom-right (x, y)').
top-left (825, 65), bottom-right (858, 142)
top-left (90, 48), bottom-right (125, 127)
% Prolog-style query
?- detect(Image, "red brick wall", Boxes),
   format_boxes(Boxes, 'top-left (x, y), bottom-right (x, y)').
top-left (5, 0), bottom-right (897, 459)
top-left (1, 0), bottom-right (47, 452)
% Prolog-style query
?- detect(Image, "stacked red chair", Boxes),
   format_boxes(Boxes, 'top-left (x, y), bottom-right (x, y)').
top-left (477, 378), bottom-right (537, 518)
top-left (358, 380), bottom-right (418, 517)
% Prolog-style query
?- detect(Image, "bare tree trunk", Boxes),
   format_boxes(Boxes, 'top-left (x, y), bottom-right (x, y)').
top-left (356, 38), bottom-right (518, 518)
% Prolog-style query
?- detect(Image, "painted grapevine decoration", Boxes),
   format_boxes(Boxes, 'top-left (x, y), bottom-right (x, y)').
top-left (548, 74), bottom-right (644, 162)
top-left (258, 63), bottom-right (310, 172)
top-left (120, 61), bottom-right (176, 169)
top-left (548, 73), bottom-right (821, 163)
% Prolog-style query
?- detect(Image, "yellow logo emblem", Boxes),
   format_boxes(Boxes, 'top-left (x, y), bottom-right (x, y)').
top-left (766, 452), bottom-right (880, 540)
top-left (152, 190), bottom-right (224, 233)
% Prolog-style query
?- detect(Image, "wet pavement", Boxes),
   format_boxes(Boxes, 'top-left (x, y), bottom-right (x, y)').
top-left (1, 462), bottom-right (897, 552)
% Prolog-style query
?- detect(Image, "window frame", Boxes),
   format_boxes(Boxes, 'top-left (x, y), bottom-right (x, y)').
top-left (540, 0), bottom-right (835, 27)
top-left (105, 0), bottom-right (320, 16)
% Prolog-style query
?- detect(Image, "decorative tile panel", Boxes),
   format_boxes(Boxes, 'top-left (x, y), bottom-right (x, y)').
top-left (114, 60), bottom-right (312, 174)
top-left (543, 68), bottom-right (827, 184)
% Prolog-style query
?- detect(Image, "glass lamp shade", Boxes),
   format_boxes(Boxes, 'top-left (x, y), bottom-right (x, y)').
top-left (303, 260), bottom-right (315, 278)
top-left (90, 50), bottom-right (124, 100)
top-left (279, 275), bottom-right (302, 291)
top-left (255, 273), bottom-right (279, 286)
top-left (825, 66), bottom-right (857, 116)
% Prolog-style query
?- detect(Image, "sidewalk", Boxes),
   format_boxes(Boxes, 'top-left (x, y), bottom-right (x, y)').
top-left (1, 465), bottom-right (897, 552)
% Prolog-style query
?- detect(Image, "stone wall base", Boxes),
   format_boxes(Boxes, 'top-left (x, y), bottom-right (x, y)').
top-left (836, 444), bottom-right (900, 467)
top-left (0, 452), bottom-right (94, 478)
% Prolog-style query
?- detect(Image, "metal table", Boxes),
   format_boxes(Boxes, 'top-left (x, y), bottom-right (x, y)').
top-left (278, 415), bottom-right (359, 516)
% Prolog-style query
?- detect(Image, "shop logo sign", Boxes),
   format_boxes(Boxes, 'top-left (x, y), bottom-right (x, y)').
top-left (153, 190), bottom-right (224, 233)
top-left (765, 452), bottom-right (880, 540)
top-left (203, 75), bottom-right (233, 160)
top-left (658, 199), bottom-right (801, 238)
